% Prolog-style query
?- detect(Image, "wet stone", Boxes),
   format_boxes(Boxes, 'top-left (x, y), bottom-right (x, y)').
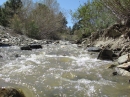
top-left (112, 71), bottom-right (118, 76)
top-left (0, 87), bottom-right (25, 97)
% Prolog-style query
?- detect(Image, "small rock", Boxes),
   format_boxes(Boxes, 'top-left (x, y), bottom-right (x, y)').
top-left (53, 41), bottom-right (59, 44)
top-left (107, 64), bottom-right (117, 69)
top-left (15, 54), bottom-right (20, 58)
top-left (77, 44), bottom-right (82, 47)
top-left (87, 47), bottom-right (101, 52)
top-left (112, 72), bottom-right (118, 76)
top-left (0, 55), bottom-right (2, 58)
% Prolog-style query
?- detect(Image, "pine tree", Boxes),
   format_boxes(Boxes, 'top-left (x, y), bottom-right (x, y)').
top-left (0, 0), bottom-right (22, 26)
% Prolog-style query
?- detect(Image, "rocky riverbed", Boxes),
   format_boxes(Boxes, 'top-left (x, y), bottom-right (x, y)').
top-left (0, 25), bottom-right (64, 97)
top-left (0, 25), bottom-right (57, 47)
top-left (1, 24), bottom-right (130, 77)
top-left (0, 24), bottom-right (130, 96)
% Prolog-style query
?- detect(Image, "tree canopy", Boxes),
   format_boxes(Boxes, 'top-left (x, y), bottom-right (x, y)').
top-left (71, 0), bottom-right (117, 39)
top-left (0, 0), bottom-right (68, 40)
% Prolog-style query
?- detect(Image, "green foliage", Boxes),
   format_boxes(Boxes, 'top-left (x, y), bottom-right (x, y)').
top-left (0, 0), bottom-right (22, 27)
top-left (4, 0), bottom-right (22, 16)
top-left (101, 0), bottom-right (130, 21)
top-left (0, 0), bottom-right (68, 40)
top-left (11, 14), bottom-right (23, 34)
top-left (26, 20), bottom-right (40, 39)
top-left (25, 2), bottom-right (67, 39)
top-left (0, 7), bottom-right (9, 26)
top-left (72, 0), bottom-right (117, 38)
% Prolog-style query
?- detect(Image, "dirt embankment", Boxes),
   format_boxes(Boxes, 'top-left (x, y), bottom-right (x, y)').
top-left (81, 22), bottom-right (130, 77)
top-left (83, 22), bottom-right (130, 56)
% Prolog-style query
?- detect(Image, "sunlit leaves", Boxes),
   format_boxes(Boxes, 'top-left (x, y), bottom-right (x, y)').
top-left (72, 0), bottom-right (116, 38)
top-left (101, 0), bottom-right (130, 20)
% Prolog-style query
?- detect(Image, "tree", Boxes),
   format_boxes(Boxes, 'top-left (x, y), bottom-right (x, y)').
top-left (71, 0), bottom-right (116, 38)
top-left (0, 0), bottom-right (23, 26)
top-left (21, 0), bottom-right (68, 39)
top-left (100, 0), bottom-right (130, 25)
top-left (4, 0), bottom-right (22, 16)
top-left (0, 6), bottom-right (9, 26)
top-left (0, 0), bottom-right (68, 40)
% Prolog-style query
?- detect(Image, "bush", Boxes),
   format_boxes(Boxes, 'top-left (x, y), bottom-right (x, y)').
top-left (100, 0), bottom-right (130, 21)
top-left (26, 20), bottom-right (40, 39)
top-left (10, 14), bottom-right (23, 34)
top-left (72, 0), bottom-right (117, 38)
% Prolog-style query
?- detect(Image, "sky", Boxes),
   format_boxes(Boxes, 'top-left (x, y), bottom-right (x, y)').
top-left (0, 0), bottom-right (87, 27)
top-left (57, 0), bottom-right (87, 27)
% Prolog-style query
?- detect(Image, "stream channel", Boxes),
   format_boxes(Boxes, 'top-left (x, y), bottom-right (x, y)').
top-left (0, 41), bottom-right (130, 97)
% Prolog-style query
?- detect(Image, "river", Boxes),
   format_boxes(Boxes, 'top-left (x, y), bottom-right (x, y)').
top-left (0, 41), bottom-right (129, 97)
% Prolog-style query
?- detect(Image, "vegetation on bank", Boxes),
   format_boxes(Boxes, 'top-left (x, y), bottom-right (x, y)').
top-left (0, 0), bottom-right (130, 41)
top-left (0, 0), bottom-right (68, 40)
top-left (71, 0), bottom-right (130, 40)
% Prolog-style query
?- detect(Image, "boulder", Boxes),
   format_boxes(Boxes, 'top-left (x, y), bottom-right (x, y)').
top-left (112, 72), bottom-right (118, 76)
top-left (115, 67), bottom-right (130, 76)
top-left (117, 62), bottom-right (130, 70)
top-left (21, 44), bottom-right (42, 50)
top-left (97, 49), bottom-right (117, 61)
top-left (118, 53), bottom-right (130, 64)
top-left (0, 87), bottom-right (25, 97)
top-left (0, 43), bottom-right (11, 47)
top-left (20, 45), bottom-right (32, 50)
top-left (87, 47), bottom-right (101, 52)
top-left (29, 44), bottom-right (42, 49)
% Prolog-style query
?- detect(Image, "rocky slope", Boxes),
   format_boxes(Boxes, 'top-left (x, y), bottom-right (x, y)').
top-left (83, 22), bottom-right (130, 56)
top-left (82, 22), bottom-right (130, 77)
top-left (0, 25), bottom-right (56, 47)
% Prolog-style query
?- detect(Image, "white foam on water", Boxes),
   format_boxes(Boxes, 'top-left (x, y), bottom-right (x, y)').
top-left (77, 78), bottom-right (115, 85)
top-left (0, 43), bottom-right (124, 97)
top-left (1, 62), bottom-right (35, 76)
top-left (72, 78), bottom-right (116, 97)
top-left (4, 78), bottom-right (11, 82)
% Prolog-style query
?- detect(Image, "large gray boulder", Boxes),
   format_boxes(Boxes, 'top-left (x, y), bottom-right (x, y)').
top-left (97, 49), bottom-right (117, 61)
top-left (118, 53), bottom-right (130, 64)
top-left (117, 62), bottom-right (130, 70)
top-left (115, 67), bottom-right (130, 76)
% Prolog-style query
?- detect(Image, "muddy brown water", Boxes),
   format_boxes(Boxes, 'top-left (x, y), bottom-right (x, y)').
top-left (0, 41), bottom-right (130, 97)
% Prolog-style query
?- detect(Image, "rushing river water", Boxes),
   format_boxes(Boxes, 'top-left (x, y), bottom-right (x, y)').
top-left (0, 41), bottom-right (130, 97)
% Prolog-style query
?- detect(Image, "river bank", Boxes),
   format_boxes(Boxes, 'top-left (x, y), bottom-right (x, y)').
top-left (80, 22), bottom-right (130, 77)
